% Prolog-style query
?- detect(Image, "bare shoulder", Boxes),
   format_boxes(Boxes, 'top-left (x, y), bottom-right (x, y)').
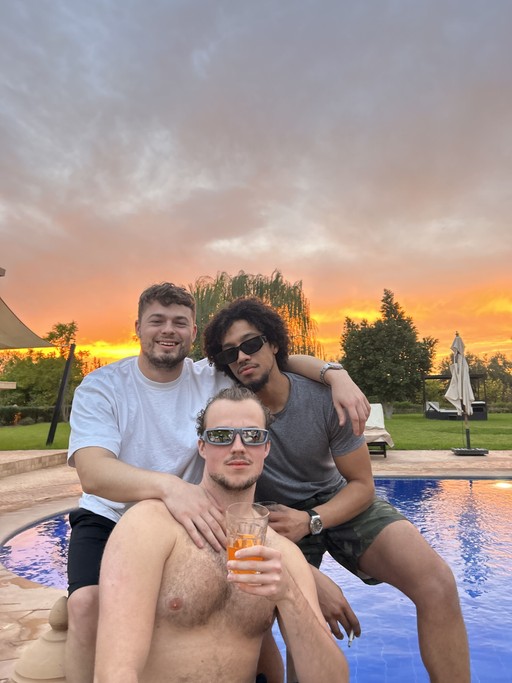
top-left (266, 527), bottom-right (308, 564)
top-left (116, 499), bottom-right (182, 546)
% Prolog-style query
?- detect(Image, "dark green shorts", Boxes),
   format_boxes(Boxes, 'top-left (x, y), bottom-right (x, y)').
top-left (294, 495), bottom-right (407, 585)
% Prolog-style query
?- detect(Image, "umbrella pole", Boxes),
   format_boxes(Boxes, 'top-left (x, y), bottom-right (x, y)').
top-left (464, 413), bottom-right (471, 449)
top-left (452, 408), bottom-right (488, 456)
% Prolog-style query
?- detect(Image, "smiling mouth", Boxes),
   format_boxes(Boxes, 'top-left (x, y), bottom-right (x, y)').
top-left (157, 340), bottom-right (179, 348)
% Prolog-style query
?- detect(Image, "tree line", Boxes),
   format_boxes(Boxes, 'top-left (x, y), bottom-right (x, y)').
top-left (1, 272), bottom-right (510, 424)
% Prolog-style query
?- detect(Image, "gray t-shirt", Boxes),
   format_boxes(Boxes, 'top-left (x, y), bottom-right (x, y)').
top-left (255, 373), bottom-right (365, 506)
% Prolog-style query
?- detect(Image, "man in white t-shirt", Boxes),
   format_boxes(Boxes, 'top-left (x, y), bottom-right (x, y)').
top-left (65, 282), bottom-right (370, 683)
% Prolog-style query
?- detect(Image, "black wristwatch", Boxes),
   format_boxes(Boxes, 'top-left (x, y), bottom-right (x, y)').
top-left (306, 509), bottom-right (323, 535)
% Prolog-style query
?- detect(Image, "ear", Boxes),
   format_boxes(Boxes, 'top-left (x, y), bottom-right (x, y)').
top-left (192, 323), bottom-right (198, 342)
top-left (197, 438), bottom-right (206, 460)
top-left (134, 319), bottom-right (140, 338)
top-left (269, 341), bottom-right (278, 356)
top-left (263, 440), bottom-right (271, 460)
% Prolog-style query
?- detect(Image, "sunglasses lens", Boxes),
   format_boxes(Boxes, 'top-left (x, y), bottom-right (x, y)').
top-left (214, 336), bottom-right (266, 366)
top-left (214, 349), bottom-right (235, 365)
top-left (240, 337), bottom-right (265, 355)
top-left (241, 429), bottom-right (267, 444)
top-left (205, 429), bottom-right (234, 444)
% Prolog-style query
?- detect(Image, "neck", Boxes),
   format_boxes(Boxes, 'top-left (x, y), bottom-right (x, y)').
top-left (200, 480), bottom-right (256, 512)
top-left (137, 354), bottom-right (184, 383)
top-left (255, 370), bottom-right (290, 415)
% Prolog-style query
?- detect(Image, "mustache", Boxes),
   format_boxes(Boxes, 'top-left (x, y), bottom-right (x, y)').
top-left (225, 456), bottom-right (252, 465)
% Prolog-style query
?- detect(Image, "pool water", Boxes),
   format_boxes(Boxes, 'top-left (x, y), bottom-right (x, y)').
top-left (1, 478), bottom-right (511, 682)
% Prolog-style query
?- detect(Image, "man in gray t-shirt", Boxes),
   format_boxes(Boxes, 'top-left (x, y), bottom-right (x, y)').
top-left (203, 297), bottom-right (470, 683)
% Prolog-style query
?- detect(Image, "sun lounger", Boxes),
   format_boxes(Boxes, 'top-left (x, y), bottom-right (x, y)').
top-left (364, 403), bottom-right (394, 457)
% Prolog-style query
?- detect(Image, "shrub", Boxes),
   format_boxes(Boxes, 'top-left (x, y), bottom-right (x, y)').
top-left (0, 406), bottom-right (56, 426)
top-left (18, 416), bottom-right (36, 426)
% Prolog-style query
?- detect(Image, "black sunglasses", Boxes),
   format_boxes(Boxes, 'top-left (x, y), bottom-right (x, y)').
top-left (214, 335), bottom-right (267, 366)
top-left (202, 427), bottom-right (270, 446)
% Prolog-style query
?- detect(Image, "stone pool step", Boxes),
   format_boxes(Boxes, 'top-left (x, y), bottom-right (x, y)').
top-left (0, 450), bottom-right (67, 479)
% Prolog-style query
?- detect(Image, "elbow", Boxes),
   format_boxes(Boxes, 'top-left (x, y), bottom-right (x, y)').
top-left (79, 473), bottom-right (98, 495)
top-left (75, 464), bottom-right (101, 495)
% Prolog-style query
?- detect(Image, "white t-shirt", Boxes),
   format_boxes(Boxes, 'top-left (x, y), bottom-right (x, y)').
top-left (68, 356), bottom-right (233, 522)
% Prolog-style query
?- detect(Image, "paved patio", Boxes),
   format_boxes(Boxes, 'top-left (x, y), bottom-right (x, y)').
top-left (0, 449), bottom-right (511, 681)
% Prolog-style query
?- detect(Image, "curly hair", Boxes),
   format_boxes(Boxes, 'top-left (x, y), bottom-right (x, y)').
top-left (137, 283), bottom-right (195, 321)
top-left (203, 297), bottom-right (290, 381)
top-left (196, 386), bottom-right (273, 436)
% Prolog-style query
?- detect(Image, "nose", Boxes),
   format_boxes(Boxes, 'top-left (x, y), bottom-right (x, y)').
top-left (231, 433), bottom-right (246, 451)
top-left (237, 348), bottom-right (251, 362)
top-left (161, 320), bottom-right (175, 334)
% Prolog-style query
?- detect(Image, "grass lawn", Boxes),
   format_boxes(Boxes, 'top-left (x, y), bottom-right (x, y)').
top-left (0, 422), bottom-right (71, 451)
top-left (0, 414), bottom-right (510, 452)
top-left (386, 413), bottom-right (512, 450)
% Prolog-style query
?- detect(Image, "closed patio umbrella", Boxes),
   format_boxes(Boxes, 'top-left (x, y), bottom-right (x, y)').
top-left (445, 332), bottom-right (488, 456)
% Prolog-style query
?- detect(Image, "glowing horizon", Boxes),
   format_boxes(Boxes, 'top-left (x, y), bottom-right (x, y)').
top-left (75, 298), bottom-right (511, 369)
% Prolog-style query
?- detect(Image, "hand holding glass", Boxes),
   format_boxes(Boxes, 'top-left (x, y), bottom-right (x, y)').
top-left (226, 503), bottom-right (269, 574)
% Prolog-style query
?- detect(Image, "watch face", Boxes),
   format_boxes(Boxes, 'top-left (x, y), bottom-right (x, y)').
top-left (310, 516), bottom-right (323, 535)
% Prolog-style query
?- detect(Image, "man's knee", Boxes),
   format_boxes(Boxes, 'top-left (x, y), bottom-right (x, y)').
top-left (415, 555), bottom-right (460, 611)
top-left (67, 585), bottom-right (99, 638)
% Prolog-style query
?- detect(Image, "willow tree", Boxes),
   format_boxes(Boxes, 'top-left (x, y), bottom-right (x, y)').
top-left (188, 270), bottom-right (322, 360)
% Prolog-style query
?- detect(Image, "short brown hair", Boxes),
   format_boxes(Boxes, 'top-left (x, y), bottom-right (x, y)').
top-left (137, 283), bottom-right (195, 321)
top-left (196, 386), bottom-right (273, 436)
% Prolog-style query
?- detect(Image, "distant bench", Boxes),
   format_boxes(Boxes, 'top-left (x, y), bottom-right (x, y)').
top-left (425, 401), bottom-right (488, 421)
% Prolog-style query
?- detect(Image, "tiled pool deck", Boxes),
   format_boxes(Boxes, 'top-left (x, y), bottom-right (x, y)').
top-left (1, 448), bottom-right (511, 681)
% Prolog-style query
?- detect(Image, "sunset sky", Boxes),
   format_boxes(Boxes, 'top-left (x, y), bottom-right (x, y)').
top-left (1, 1), bottom-right (511, 367)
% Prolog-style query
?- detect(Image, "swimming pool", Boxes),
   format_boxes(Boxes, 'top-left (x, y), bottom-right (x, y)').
top-left (1, 478), bottom-right (511, 682)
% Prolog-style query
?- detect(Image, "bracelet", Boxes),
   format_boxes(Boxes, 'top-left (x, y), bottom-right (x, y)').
top-left (319, 362), bottom-right (344, 386)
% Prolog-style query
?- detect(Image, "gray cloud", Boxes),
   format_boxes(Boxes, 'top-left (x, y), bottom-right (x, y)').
top-left (1, 0), bottom-right (511, 354)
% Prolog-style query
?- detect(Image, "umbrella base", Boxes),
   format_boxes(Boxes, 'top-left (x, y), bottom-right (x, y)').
top-left (451, 448), bottom-right (489, 456)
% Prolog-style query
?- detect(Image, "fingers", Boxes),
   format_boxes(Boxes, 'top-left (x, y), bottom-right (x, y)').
top-left (346, 400), bottom-right (371, 436)
top-left (227, 546), bottom-right (285, 596)
top-left (171, 507), bottom-right (226, 551)
top-left (165, 485), bottom-right (226, 551)
top-left (192, 511), bottom-right (226, 551)
top-left (327, 617), bottom-right (344, 640)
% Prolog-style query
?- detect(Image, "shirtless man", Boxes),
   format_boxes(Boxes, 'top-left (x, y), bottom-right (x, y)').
top-left (94, 386), bottom-right (348, 683)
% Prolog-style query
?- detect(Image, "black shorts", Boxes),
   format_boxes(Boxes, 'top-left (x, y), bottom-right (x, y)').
top-left (67, 508), bottom-right (116, 596)
top-left (294, 495), bottom-right (407, 585)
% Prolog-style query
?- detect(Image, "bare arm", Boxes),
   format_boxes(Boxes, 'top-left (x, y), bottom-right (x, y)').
top-left (228, 538), bottom-right (348, 683)
top-left (286, 355), bottom-right (370, 435)
top-left (75, 447), bottom-right (225, 550)
top-left (94, 500), bottom-right (174, 683)
top-left (309, 565), bottom-right (361, 640)
top-left (267, 444), bottom-right (375, 543)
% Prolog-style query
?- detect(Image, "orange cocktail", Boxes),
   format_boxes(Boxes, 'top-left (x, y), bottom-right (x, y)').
top-left (227, 534), bottom-right (264, 574)
top-left (226, 503), bottom-right (269, 575)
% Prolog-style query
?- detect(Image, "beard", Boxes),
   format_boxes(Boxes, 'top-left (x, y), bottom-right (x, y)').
top-left (143, 345), bottom-right (188, 370)
top-left (209, 472), bottom-right (259, 492)
top-left (240, 369), bottom-right (271, 394)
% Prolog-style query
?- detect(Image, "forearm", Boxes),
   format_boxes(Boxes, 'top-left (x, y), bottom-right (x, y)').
top-left (314, 478), bottom-right (375, 529)
top-left (94, 666), bottom-right (138, 683)
top-left (76, 450), bottom-right (176, 503)
top-left (277, 575), bottom-right (348, 683)
top-left (286, 355), bottom-right (342, 382)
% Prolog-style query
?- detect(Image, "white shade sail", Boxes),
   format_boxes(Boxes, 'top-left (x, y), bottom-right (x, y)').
top-left (0, 296), bottom-right (53, 350)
